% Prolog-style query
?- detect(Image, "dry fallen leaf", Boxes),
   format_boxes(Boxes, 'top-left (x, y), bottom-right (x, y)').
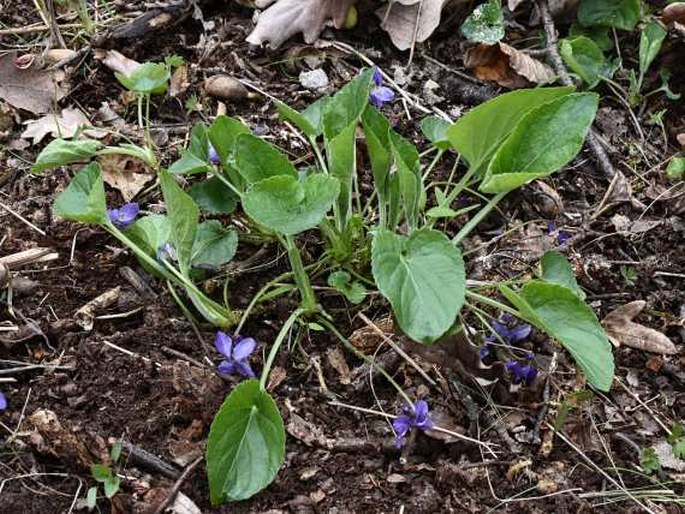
top-left (377, 0), bottom-right (456, 51)
top-left (0, 52), bottom-right (66, 114)
top-left (464, 42), bottom-right (555, 88)
top-left (94, 49), bottom-right (141, 77)
top-left (21, 107), bottom-right (105, 144)
top-left (169, 63), bottom-right (189, 97)
top-left (99, 154), bottom-right (153, 201)
top-left (326, 346), bottom-right (351, 384)
top-left (246, 0), bottom-right (354, 49)
top-left (602, 301), bottom-right (678, 355)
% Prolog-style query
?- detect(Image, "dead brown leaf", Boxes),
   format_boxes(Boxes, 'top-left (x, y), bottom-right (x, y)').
top-left (169, 63), bottom-right (189, 97)
top-left (0, 52), bottom-right (66, 114)
top-left (246, 0), bottom-right (354, 49)
top-left (94, 49), bottom-right (141, 77)
top-left (21, 107), bottom-right (105, 144)
top-left (464, 43), bottom-right (555, 88)
top-left (377, 0), bottom-right (464, 51)
top-left (602, 301), bottom-right (678, 355)
top-left (326, 346), bottom-right (351, 384)
top-left (99, 154), bottom-right (153, 201)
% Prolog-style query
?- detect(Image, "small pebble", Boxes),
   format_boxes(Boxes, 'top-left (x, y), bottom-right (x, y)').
top-left (299, 69), bottom-right (329, 91)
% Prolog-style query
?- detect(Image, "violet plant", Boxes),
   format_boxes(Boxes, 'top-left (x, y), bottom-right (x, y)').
top-left (35, 65), bottom-right (617, 506)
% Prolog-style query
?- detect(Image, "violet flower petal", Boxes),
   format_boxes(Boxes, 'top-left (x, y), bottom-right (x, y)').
top-left (547, 221), bottom-right (556, 234)
top-left (0, 392), bottom-right (6, 410)
top-left (215, 332), bottom-right (233, 358)
top-left (372, 68), bottom-right (383, 87)
top-left (480, 344), bottom-right (491, 360)
top-left (234, 360), bottom-right (255, 378)
top-left (233, 337), bottom-right (257, 361)
top-left (509, 324), bottom-right (532, 343)
top-left (392, 415), bottom-right (411, 438)
top-left (413, 401), bottom-right (433, 430)
top-left (491, 321), bottom-right (511, 341)
top-left (557, 231), bottom-right (570, 245)
top-left (217, 360), bottom-right (236, 376)
top-left (208, 144), bottom-right (220, 164)
top-left (108, 202), bottom-right (139, 229)
top-left (369, 86), bottom-right (395, 107)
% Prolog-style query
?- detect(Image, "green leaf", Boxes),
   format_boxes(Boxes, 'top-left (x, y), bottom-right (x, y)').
top-left (361, 106), bottom-right (392, 201)
top-left (446, 87), bottom-right (574, 173)
top-left (90, 463), bottom-right (112, 482)
top-left (559, 36), bottom-right (614, 88)
top-left (481, 93), bottom-right (598, 193)
top-left (32, 138), bottom-right (102, 173)
top-left (460, 0), bottom-right (504, 45)
top-left (159, 169), bottom-right (199, 272)
top-left (639, 19), bottom-right (667, 80)
top-left (169, 123), bottom-right (213, 175)
top-left (103, 476), bottom-right (120, 499)
top-left (110, 441), bottom-right (122, 464)
top-left (672, 439), bottom-right (685, 460)
top-left (206, 379), bottom-right (285, 504)
top-left (168, 152), bottom-right (214, 175)
top-left (188, 176), bottom-right (238, 215)
top-left (191, 220), bottom-right (238, 268)
top-left (98, 143), bottom-right (156, 167)
top-left (115, 62), bottom-right (170, 94)
top-left (233, 133), bottom-right (297, 184)
top-left (327, 271), bottom-right (366, 304)
top-left (243, 174), bottom-right (339, 235)
top-left (501, 281), bottom-right (614, 391)
top-left (54, 163), bottom-right (108, 225)
top-left (207, 116), bottom-right (251, 188)
top-left (577, 0), bottom-right (640, 31)
top-left (668, 424), bottom-right (683, 445)
top-left (569, 24), bottom-right (614, 51)
top-left (275, 97), bottom-right (328, 138)
top-left (390, 131), bottom-right (422, 230)
top-left (324, 68), bottom-right (374, 224)
top-left (640, 447), bottom-right (660, 473)
top-left (125, 214), bottom-right (171, 260)
top-left (86, 486), bottom-right (98, 509)
top-left (372, 228), bottom-right (466, 343)
top-left (420, 116), bottom-right (452, 151)
top-left (541, 251), bottom-right (585, 299)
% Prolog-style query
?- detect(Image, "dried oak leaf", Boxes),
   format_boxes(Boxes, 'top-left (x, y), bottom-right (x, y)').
top-left (0, 52), bottom-right (66, 114)
top-left (21, 107), bottom-right (105, 144)
top-left (246, 0), bottom-right (354, 49)
top-left (99, 153), bottom-right (154, 202)
top-left (602, 301), bottom-right (678, 355)
top-left (464, 42), bottom-right (555, 88)
top-left (377, 0), bottom-right (455, 51)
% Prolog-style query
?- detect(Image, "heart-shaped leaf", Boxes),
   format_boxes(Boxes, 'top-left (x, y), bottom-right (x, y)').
top-left (233, 133), bottom-right (297, 184)
top-left (501, 281), bottom-right (614, 391)
top-left (32, 138), bottom-right (102, 173)
top-left (480, 93), bottom-right (598, 193)
top-left (420, 115), bottom-right (452, 151)
top-left (115, 62), bottom-right (169, 94)
top-left (372, 228), bottom-right (466, 343)
top-left (559, 36), bottom-right (614, 88)
top-left (188, 176), bottom-right (238, 215)
top-left (159, 169), bottom-right (199, 272)
top-left (275, 97), bottom-right (328, 138)
top-left (206, 379), bottom-right (285, 504)
top-left (541, 251), bottom-right (585, 299)
top-left (191, 220), bottom-right (238, 268)
top-left (53, 162), bottom-right (108, 224)
top-left (243, 174), bottom-right (339, 235)
top-left (578, 0), bottom-right (640, 31)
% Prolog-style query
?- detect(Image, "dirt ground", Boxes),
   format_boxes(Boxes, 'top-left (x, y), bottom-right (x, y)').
top-left (1, 1), bottom-right (684, 513)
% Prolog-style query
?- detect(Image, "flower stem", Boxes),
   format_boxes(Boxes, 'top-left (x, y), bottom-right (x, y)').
top-left (452, 192), bottom-right (506, 244)
top-left (317, 316), bottom-right (414, 407)
top-left (465, 290), bottom-right (519, 317)
top-left (284, 235), bottom-right (318, 314)
top-left (259, 308), bottom-right (304, 390)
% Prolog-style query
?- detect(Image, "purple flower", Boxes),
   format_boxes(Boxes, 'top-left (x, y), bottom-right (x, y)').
top-left (505, 359), bottom-right (538, 386)
top-left (392, 400), bottom-right (433, 448)
top-left (208, 143), bottom-right (219, 164)
top-left (156, 242), bottom-right (177, 263)
top-left (548, 221), bottom-right (569, 246)
top-left (215, 332), bottom-right (257, 379)
top-left (107, 203), bottom-right (139, 230)
top-left (0, 392), bottom-right (6, 410)
top-left (481, 313), bottom-right (531, 362)
top-left (369, 68), bottom-right (394, 108)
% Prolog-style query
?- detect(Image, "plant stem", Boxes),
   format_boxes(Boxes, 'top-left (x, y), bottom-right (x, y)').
top-left (74, 0), bottom-right (94, 33)
top-left (452, 192), bottom-right (506, 244)
top-left (235, 270), bottom-right (297, 335)
top-left (310, 137), bottom-right (329, 175)
top-left (259, 309), bottom-right (304, 389)
top-left (318, 316), bottom-right (414, 407)
top-left (137, 95), bottom-right (144, 130)
top-left (465, 290), bottom-right (519, 317)
top-left (421, 149), bottom-right (444, 182)
top-left (284, 235), bottom-right (318, 314)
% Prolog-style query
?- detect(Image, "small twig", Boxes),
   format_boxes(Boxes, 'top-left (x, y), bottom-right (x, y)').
top-left (536, 0), bottom-right (616, 180)
top-left (121, 441), bottom-right (180, 480)
top-left (152, 455), bottom-right (203, 514)
top-left (0, 202), bottom-right (47, 236)
top-left (357, 313), bottom-right (437, 387)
